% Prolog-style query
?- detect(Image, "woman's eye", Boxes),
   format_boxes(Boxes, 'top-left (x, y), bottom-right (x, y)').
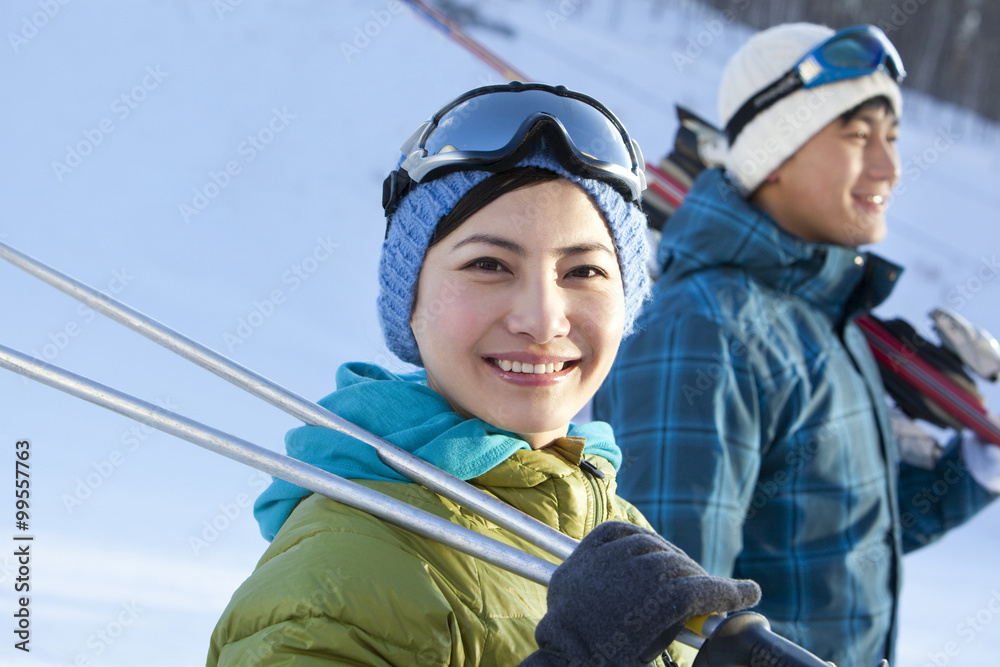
top-left (569, 265), bottom-right (608, 279)
top-left (467, 258), bottom-right (505, 272)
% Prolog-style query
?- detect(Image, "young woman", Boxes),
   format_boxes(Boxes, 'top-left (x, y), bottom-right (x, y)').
top-left (206, 83), bottom-right (760, 666)
top-left (595, 23), bottom-right (999, 667)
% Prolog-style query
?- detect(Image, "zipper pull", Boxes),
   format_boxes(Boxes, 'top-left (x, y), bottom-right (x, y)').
top-left (580, 459), bottom-right (605, 479)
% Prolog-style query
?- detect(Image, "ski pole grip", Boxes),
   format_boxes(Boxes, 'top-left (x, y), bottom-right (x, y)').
top-left (692, 611), bottom-right (830, 667)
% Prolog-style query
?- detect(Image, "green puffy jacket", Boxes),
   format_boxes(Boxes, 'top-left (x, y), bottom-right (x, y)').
top-left (207, 438), bottom-right (691, 666)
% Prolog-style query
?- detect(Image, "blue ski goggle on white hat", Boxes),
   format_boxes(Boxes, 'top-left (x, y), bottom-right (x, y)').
top-left (726, 24), bottom-right (906, 144)
top-left (382, 82), bottom-right (646, 224)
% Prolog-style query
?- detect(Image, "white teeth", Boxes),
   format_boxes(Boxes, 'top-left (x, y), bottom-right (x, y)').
top-left (866, 194), bottom-right (885, 204)
top-left (492, 359), bottom-right (568, 374)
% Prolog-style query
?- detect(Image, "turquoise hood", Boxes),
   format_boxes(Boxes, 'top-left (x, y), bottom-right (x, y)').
top-left (254, 361), bottom-right (622, 541)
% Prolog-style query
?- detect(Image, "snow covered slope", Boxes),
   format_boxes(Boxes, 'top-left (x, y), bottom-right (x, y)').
top-left (1, 1), bottom-right (998, 665)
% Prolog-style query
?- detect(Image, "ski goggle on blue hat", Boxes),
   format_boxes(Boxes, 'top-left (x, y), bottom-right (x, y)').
top-left (725, 24), bottom-right (906, 144)
top-left (382, 82), bottom-right (646, 224)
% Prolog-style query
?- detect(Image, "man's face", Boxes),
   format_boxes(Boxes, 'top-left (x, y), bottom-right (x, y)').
top-left (754, 103), bottom-right (900, 247)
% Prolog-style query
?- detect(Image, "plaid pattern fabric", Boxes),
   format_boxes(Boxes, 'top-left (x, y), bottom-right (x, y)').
top-left (594, 168), bottom-right (997, 667)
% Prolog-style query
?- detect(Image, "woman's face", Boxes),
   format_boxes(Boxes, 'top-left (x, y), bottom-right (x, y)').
top-left (411, 179), bottom-right (626, 449)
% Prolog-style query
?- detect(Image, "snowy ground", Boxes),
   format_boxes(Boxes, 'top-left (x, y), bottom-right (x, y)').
top-left (1, 1), bottom-right (998, 665)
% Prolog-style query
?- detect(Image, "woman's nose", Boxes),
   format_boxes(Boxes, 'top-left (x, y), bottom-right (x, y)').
top-left (505, 277), bottom-right (571, 344)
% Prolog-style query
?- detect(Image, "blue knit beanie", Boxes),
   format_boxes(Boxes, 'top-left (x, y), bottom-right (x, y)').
top-left (378, 145), bottom-right (651, 367)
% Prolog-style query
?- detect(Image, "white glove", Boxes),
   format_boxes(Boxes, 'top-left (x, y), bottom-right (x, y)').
top-left (960, 412), bottom-right (1000, 494)
top-left (891, 407), bottom-right (944, 470)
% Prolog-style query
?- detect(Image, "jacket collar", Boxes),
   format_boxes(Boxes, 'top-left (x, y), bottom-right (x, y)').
top-left (471, 437), bottom-right (597, 488)
top-left (658, 168), bottom-right (902, 322)
top-left (253, 363), bottom-right (621, 541)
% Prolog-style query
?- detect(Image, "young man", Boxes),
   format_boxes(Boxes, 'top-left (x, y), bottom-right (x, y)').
top-left (595, 23), bottom-right (1000, 667)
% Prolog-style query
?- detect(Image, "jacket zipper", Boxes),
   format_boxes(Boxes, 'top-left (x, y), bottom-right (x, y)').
top-left (581, 457), bottom-right (607, 529)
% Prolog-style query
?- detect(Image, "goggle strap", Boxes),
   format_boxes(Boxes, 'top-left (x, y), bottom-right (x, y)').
top-left (382, 170), bottom-right (413, 235)
top-left (725, 69), bottom-right (802, 144)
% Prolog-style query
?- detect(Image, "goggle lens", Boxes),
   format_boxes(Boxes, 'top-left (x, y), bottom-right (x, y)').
top-left (384, 83), bottom-right (645, 221)
top-left (802, 26), bottom-right (906, 87)
top-left (422, 90), bottom-right (634, 170)
top-left (820, 32), bottom-right (887, 70)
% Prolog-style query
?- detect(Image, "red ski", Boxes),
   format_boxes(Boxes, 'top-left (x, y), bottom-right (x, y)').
top-left (857, 314), bottom-right (1000, 445)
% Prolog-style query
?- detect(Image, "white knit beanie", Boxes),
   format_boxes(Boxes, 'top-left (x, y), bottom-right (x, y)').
top-left (720, 23), bottom-right (903, 195)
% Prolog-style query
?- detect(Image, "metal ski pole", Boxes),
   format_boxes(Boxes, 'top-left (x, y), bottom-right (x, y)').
top-left (0, 343), bottom-right (558, 586)
top-left (0, 239), bottom-right (578, 560)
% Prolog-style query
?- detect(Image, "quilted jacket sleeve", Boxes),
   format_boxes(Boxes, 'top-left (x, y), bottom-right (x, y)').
top-left (208, 498), bottom-right (477, 666)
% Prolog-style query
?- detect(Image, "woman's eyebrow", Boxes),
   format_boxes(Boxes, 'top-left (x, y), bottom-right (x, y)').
top-left (557, 242), bottom-right (616, 259)
top-left (451, 233), bottom-right (524, 256)
top-left (451, 234), bottom-right (616, 259)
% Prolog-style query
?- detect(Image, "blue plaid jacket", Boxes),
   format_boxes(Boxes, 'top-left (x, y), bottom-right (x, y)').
top-left (594, 168), bottom-right (996, 667)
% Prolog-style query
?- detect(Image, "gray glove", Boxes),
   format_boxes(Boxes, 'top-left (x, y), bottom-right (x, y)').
top-left (521, 521), bottom-right (761, 667)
